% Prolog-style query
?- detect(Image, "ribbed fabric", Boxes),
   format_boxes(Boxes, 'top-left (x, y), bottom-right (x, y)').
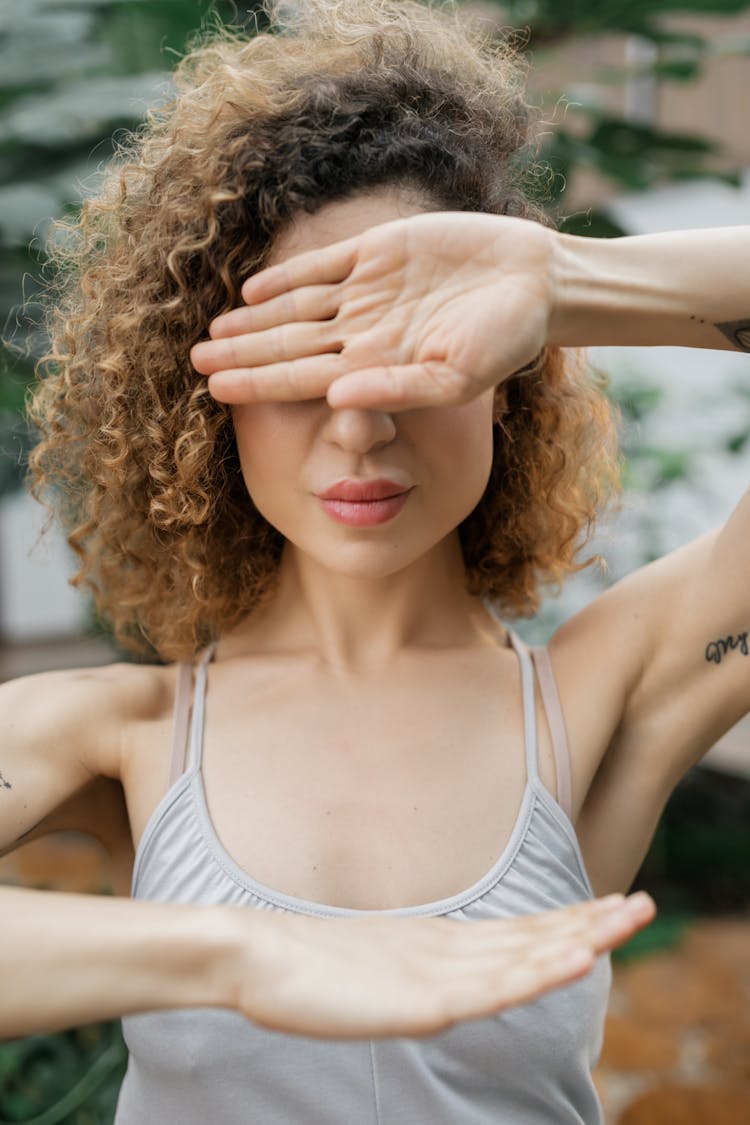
top-left (115, 615), bottom-right (611, 1125)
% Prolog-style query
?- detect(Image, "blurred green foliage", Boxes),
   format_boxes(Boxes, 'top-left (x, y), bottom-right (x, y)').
top-left (0, 1022), bottom-right (126, 1125)
top-left (0, 0), bottom-right (271, 492)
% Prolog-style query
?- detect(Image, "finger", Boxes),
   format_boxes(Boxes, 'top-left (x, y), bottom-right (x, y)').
top-left (440, 941), bottom-right (596, 1026)
top-left (520, 891), bottom-right (652, 933)
top-left (585, 893), bottom-right (656, 952)
top-left (452, 904), bottom-right (652, 1022)
top-left (532, 898), bottom-right (654, 960)
top-left (542, 893), bottom-right (629, 923)
top-left (326, 362), bottom-right (474, 412)
top-left (209, 285), bottom-right (339, 339)
top-left (488, 894), bottom-right (626, 944)
top-left (206, 353), bottom-right (348, 405)
top-left (525, 893), bottom-right (655, 950)
top-left (241, 235), bottom-right (361, 305)
top-left (452, 893), bottom-right (654, 963)
top-left (493, 943), bottom-right (598, 1010)
top-left (192, 320), bottom-right (337, 376)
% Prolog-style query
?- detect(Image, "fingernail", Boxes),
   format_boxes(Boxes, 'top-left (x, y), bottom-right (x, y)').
top-left (599, 894), bottom-right (626, 907)
top-left (626, 891), bottom-right (653, 909)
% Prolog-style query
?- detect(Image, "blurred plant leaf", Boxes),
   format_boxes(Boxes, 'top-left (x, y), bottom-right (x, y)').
top-left (0, 72), bottom-right (171, 148)
top-left (725, 430), bottom-right (750, 454)
top-left (557, 208), bottom-right (629, 238)
top-left (497, 0), bottom-right (750, 46)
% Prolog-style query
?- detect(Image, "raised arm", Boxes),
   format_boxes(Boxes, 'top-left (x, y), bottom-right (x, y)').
top-left (545, 224), bottom-right (750, 791)
top-left (544, 225), bottom-right (750, 893)
top-left (550, 225), bottom-right (750, 352)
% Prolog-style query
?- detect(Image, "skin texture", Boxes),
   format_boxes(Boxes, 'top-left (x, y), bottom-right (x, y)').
top-left (221, 190), bottom-right (499, 671)
top-left (190, 191), bottom-right (750, 905)
top-left (6, 190), bottom-right (750, 1041)
top-left (194, 196), bottom-right (553, 413)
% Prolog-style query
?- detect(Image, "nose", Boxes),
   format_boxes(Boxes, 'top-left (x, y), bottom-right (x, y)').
top-left (321, 406), bottom-right (397, 453)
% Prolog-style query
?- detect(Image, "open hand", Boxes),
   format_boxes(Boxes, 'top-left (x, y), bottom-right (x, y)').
top-left (190, 212), bottom-right (557, 412)
top-left (225, 891), bottom-right (654, 1039)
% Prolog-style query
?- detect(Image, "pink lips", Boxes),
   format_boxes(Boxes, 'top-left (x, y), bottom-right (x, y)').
top-left (316, 478), bottom-right (413, 526)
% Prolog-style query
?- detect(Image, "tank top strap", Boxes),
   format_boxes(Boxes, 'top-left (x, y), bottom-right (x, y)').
top-left (167, 660), bottom-right (194, 788)
top-left (529, 645), bottom-right (573, 820)
top-left (504, 626), bottom-right (540, 786)
top-left (167, 644), bottom-right (216, 786)
top-left (186, 642), bottom-right (217, 772)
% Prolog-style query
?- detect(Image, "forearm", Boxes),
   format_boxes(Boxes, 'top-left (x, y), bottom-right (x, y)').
top-left (549, 226), bottom-right (750, 352)
top-left (0, 885), bottom-right (238, 1039)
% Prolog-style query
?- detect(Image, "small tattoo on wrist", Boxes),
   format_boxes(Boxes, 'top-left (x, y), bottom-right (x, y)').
top-left (714, 319), bottom-right (750, 351)
top-left (0, 770), bottom-right (12, 790)
top-left (705, 631), bottom-right (749, 664)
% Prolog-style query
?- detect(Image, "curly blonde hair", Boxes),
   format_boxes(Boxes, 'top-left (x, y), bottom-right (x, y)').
top-left (27, 0), bottom-right (622, 662)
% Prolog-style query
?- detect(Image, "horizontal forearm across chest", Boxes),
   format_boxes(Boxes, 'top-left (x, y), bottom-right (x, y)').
top-left (0, 885), bottom-right (238, 1039)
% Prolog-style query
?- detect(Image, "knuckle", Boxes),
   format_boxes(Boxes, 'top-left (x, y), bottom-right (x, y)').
top-left (226, 338), bottom-right (240, 369)
top-left (234, 372), bottom-right (258, 403)
top-left (281, 290), bottom-right (297, 324)
top-left (432, 918), bottom-right (466, 954)
top-left (282, 364), bottom-right (302, 400)
top-left (274, 323), bottom-right (288, 366)
top-left (321, 315), bottom-right (345, 354)
top-left (430, 985), bottom-right (463, 1030)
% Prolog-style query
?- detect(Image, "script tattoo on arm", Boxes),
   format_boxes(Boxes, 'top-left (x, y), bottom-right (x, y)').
top-left (705, 631), bottom-right (749, 665)
top-left (0, 769), bottom-right (12, 789)
top-left (714, 319), bottom-right (750, 351)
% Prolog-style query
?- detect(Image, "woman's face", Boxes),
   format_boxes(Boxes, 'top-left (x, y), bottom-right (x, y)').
top-left (230, 187), bottom-right (496, 582)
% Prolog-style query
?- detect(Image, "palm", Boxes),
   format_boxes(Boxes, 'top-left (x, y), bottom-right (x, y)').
top-left (331, 212), bottom-right (554, 409)
top-left (192, 212), bottom-right (556, 411)
top-left (228, 894), bottom-right (653, 1040)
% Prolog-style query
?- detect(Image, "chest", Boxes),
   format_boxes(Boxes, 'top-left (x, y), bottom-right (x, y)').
top-left (124, 651), bottom-right (562, 911)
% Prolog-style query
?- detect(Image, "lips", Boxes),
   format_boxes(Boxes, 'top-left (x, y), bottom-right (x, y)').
top-left (317, 478), bottom-right (411, 502)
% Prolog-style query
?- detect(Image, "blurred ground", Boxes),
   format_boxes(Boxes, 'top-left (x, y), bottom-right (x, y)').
top-left (595, 917), bottom-right (750, 1123)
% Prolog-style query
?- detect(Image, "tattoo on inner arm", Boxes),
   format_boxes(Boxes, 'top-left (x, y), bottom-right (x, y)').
top-left (0, 769), bottom-right (11, 790)
top-left (705, 631), bottom-right (749, 664)
top-left (714, 319), bottom-right (750, 351)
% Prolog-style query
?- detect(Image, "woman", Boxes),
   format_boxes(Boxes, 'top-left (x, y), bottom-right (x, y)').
top-left (2, 0), bottom-right (746, 1120)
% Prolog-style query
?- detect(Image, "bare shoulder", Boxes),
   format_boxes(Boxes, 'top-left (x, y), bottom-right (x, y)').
top-left (0, 660), bottom-right (172, 865)
top-left (0, 659), bottom-right (171, 781)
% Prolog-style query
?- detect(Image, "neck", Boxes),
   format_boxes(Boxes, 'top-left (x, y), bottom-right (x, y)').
top-left (221, 534), bottom-right (506, 676)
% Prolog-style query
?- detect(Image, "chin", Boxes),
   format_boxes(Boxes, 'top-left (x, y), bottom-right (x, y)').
top-left (287, 536), bottom-right (429, 579)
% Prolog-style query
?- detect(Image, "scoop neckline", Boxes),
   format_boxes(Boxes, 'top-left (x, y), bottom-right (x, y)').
top-left (189, 765), bottom-right (542, 917)
top-left (186, 621), bottom-right (537, 917)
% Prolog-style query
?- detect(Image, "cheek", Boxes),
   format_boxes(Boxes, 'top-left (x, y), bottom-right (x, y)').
top-left (423, 401), bottom-right (494, 499)
top-left (231, 404), bottom-right (298, 481)
top-left (230, 407), bottom-right (297, 524)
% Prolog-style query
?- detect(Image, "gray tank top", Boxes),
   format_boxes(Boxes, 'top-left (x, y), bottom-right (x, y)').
top-left (115, 616), bottom-right (611, 1125)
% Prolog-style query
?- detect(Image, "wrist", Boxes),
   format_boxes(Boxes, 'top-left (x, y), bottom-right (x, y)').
top-left (211, 904), bottom-right (283, 1017)
top-left (547, 231), bottom-right (642, 348)
top-left (170, 904), bottom-right (248, 1012)
top-left (193, 900), bottom-right (249, 1017)
top-left (547, 227), bottom-right (748, 351)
